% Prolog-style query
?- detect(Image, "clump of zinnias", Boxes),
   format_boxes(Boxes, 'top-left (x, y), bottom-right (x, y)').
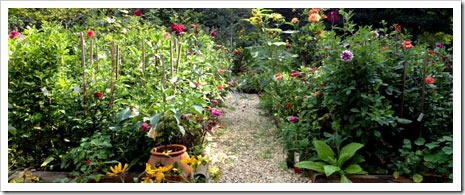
top-left (395, 25), bottom-right (401, 31)
top-left (288, 116), bottom-right (299, 123)
top-left (211, 31), bottom-right (216, 37)
top-left (340, 50), bottom-right (354, 62)
top-left (402, 40), bottom-right (413, 50)
top-left (171, 23), bottom-right (185, 35)
top-left (9, 30), bottom-right (21, 39)
top-left (435, 42), bottom-right (443, 48)
top-left (233, 49), bottom-right (239, 55)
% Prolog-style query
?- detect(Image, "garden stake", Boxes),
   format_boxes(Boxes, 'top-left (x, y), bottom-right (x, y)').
top-left (419, 54), bottom-right (428, 137)
top-left (176, 41), bottom-right (182, 74)
top-left (110, 40), bottom-right (116, 110)
top-left (79, 32), bottom-right (87, 115)
top-left (95, 44), bottom-right (99, 74)
top-left (170, 39), bottom-right (174, 78)
top-left (141, 38), bottom-right (146, 86)
top-left (159, 56), bottom-right (167, 103)
top-left (90, 39), bottom-right (94, 82)
top-left (400, 60), bottom-right (407, 117)
top-left (116, 44), bottom-right (119, 80)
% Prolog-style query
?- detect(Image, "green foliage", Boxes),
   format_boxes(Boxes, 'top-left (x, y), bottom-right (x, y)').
top-left (295, 140), bottom-right (367, 183)
top-left (394, 136), bottom-right (453, 182)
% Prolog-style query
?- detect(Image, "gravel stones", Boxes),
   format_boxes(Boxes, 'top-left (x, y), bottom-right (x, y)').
top-left (206, 92), bottom-right (311, 183)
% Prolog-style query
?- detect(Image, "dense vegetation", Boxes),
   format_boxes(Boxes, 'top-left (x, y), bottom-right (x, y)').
top-left (8, 8), bottom-right (453, 183)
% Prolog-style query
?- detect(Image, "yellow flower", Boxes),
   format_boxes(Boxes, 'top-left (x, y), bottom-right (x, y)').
top-left (162, 150), bottom-right (172, 157)
top-left (181, 156), bottom-right (196, 166)
top-left (271, 13), bottom-right (282, 21)
top-left (154, 171), bottom-right (164, 183)
top-left (308, 13), bottom-right (321, 23)
top-left (157, 164), bottom-right (174, 173)
top-left (107, 162), bottom-right (129, 177)
top-left (145, 163), bottom-right (156, 176)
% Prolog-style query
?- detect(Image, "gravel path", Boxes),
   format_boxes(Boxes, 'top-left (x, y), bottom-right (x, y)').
top-left (205, 92), bottom-right (311, 183)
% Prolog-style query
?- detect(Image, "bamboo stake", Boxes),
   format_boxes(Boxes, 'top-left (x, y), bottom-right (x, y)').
top-left (176, 41), bottom-right (182, 74)
top-left (90, 39), bottom-right (94, 82)
top-left (110, 40), bottom-right (116, 111)
top-left (141, 38), bottom-right (146, 86)
top-left (170, 39), bottom-right (174, 78)
top-left (79, 32), bottom-right (87, 115)
top-left (116, 44), bottom-right (119, 80)
top-left (159, 56), bottom-right (167, 103)
top-left (95, 43), bottom-right (99, 74)
top-left (400, 60), bottom-right (407, 117)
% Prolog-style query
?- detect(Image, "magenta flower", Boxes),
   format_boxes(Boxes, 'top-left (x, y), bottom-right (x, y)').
top-left (435, 42), bottom-right (443, 48)
top-left (171, 23), bottom-right (185, 35)
top-left (288, 116), bottom-right (299, 123)
top-left (327, 11), bottom-right (339, 23)
top-left (212, 109), bottom-right (221, 117)
top-left (340, 50), bottom-right (353, 62)
top-left (140, 122), bottom-right (150, 132)
top-left (211, 99), bottom-right (219, 105)
top-left (9, 31), bottom-right (21, 39)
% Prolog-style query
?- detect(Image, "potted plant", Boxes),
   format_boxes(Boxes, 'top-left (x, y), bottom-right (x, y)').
top-left (145, 107), bottom-right (192, 178)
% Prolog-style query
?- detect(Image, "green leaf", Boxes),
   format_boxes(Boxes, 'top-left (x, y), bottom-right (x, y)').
top-left (41, 156), bottom-right (55, 167)
top-left (8, 103), bottom-right (13, 109)
top-left (8, 125), bottom-right (17, 135)
top-left (323, 165), bottom-right (340, 177)
top-left (294, 161), bottom-right (325, 174)
top-left (150, 114), bottom-right (161, 127)
top-left (313, 140), bottom-right (336, 165)
top-left (337, 142), bottom-right (364, 167)
top-left (425, 142), bottom-right (439, 149)
top-left (117, 108), bottom-right (131, 122)
top-left (343, 164), bottom-right (367, 175)
top-left (442, 146), bottom-right (453, 155)
top-left (397, 118), bottom-right (412, 124)
top-left (350, 108), bottom-right (360, 113)
top-left (192, 105), bottom-right (203, 115)
top-left (374, 130), bottom-right (381, 138)
top-left (414, 137), bottom-right (425, 146)
top-left (413, 174), bottom-right (423, 183)
top-left (178, 125), bottom-right (185, 136)
top-left (393, 171), bottom-right (400, 180)
top-left (340, 174), bottom-right (352, 183)
top-left (171, 109), bottom-right (181, 125)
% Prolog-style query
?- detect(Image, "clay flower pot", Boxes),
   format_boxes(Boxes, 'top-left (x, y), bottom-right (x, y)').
top-left (147, 144), bottom-right (192, 177)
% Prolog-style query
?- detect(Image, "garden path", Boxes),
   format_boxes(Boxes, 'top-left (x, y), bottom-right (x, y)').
top-left (205, 92), bottom-right (310, 183)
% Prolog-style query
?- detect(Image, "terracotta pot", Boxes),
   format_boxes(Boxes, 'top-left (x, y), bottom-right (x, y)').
top-left (147, 144), bottom-right (192, 177)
